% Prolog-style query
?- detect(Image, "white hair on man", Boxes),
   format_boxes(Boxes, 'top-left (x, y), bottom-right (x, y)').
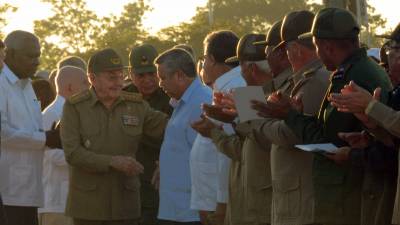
top-left (243, 60), bottom-right (271, 73)
top-left (55, 65), bottom-right (89, 98)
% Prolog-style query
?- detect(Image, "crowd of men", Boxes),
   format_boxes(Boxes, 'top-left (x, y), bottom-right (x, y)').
top-left (1, 5), bottom-right (400, 225)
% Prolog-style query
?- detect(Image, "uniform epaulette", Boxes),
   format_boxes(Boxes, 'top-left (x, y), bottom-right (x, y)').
top-left (303, 64), bottom-right (323, 78)
top-left (121, 91), bottom-right (143, 102)
top-left (68, 90), bottom-right (91, 104)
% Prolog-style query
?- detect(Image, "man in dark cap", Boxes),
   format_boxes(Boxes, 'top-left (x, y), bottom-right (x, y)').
top-left (259, 20), bottom-right (293, 89)
top-left (124, 43), bottom-right (172, 225)
top-left (250, 10), bottom-right (331, 225)
top-left (255, 7), bottom-right (392, 225)
top-left (328, 22), bottom-right (400, 225)
top-left (60, 48), bottom-right (168, 225)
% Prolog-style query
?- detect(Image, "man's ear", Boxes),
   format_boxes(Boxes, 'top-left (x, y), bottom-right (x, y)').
top-left (88, 73), bottom-right (96, 85)
top-left (208, 54), bottom-right (217, 66)
top-left (176, 70), bottom-right (185, 81)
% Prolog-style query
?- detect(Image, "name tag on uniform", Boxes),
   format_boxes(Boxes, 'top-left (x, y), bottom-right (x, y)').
top-left (122, 115), bottom-right (139, 126)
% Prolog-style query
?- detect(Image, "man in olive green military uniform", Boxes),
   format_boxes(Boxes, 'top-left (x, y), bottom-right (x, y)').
top-left (328, 23), bottom-right (400, 225)
top-left (194, 33), bottom-right (273, 225)
top-left (250, 11), bottom-right (330, 225)
top-left (255, 8), bottom-right (392, 225)
top-left (60, 48), bottom-right (168, 225)
top-left (124, 44), bottom-right (172, 225)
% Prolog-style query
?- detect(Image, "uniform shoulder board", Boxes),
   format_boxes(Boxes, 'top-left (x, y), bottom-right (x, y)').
top-left (68, 90), bottom-right (91, 104)
top-left (303, 64), bottom-right (323, 78)
top-left (121, 91), bottom-right (143, 102)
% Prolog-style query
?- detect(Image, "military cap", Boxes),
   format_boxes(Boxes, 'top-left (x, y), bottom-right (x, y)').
top-left (253, 20), bottom-right (283, 46)
top-left (275, 10), bottom-right (314, 48)
top-left (129, 44), bottom-right (158, 74)
top-left (299, 7), bottom-right (360, 40)
top-left (376, 23), bottom-right (400, 41)
top-left (88, 48), bottom-right (125, 74)
top-left (225, 34), bottom-right (266, 63)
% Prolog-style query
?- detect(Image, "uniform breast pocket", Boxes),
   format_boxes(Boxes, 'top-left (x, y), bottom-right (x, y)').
top-left (273, 177), bottom-right (301, 218)
top-left (122, 125), bottom-right (142, 139)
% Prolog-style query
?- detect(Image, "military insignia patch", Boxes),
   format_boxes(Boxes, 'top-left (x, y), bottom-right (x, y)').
top-left (331, 67), bottom-right (345, 80)
top-left (122, 115), bottom-right (139, 126)
top-left (111, 57), bottom-right (121, 65)
top-left (141, 56), bottom-right (149, 65)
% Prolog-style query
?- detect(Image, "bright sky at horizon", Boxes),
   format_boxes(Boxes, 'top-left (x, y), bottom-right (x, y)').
top-left (0, 0), bottom-right (398, 36)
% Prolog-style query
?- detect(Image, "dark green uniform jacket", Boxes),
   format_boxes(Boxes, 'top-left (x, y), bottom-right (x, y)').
top-left (284, 48), bottom-right (392, 224)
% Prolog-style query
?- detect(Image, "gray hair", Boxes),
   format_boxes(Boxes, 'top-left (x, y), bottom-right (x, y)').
top-left (243, 60), bottom-right (271, 73)
top-left (155, 48), bottom-right (196, 78)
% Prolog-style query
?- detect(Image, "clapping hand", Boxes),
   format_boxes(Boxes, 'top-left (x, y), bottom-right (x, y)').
top-left (191, 114), bottom-right (222, 138)
top-left (251, 91), bottom-right (303, 119)
top-left (203, 91), bottom-right (237, 123)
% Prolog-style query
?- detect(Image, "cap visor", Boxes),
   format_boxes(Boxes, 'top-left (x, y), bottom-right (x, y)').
top-left (272, 40), bottom-right (286, 52)
top-left (132, 66), bottom-right (157, 75)
top-left (298, 32), bottom-right (313, 40)
top-left (253, 40), bottom-right (268, 46)
top-left (103, 65), bottom-right (128, 71)
top-left (225, 56), bottom-right (239, 63)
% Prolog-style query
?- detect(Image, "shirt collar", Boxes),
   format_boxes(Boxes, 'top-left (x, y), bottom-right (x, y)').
top-left (3, 64), bottom-right (19, 85)
top-left (214, 66), bottom-right (242, 90)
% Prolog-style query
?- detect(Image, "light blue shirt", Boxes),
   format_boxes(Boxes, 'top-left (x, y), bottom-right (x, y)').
top-left (158, 77), bottom-right (212, 222)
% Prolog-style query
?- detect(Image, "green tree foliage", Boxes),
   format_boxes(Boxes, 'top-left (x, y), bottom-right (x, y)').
top-left (157, 0), bottom-right (323, 57)
top-left (34, 0), bottom-right (101, 70)
top-left (32, 0), bottom-right (388, 71)
top-left (95, 0), bottom-right (151, 65)
top-left (360, 5), bottom-right (388, 48)
top-left (0, 4), bottom-right (17, 39)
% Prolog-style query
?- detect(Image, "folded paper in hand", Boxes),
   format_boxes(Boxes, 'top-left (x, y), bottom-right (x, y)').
top-left (295, 143), bottom-right (338, 153)
top-left (233, 86), bottom-right (266, 122)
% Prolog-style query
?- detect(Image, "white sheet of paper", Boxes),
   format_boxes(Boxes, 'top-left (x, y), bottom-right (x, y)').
top-left (233, 86), bottom-right (266, 122)
top-left (295, 143), bottom-right (339, 153)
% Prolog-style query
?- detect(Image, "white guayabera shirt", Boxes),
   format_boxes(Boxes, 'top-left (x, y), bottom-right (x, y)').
top-left (38, 95), bottom-right (69, 214)
top-left (190, 66), bottom-right (246, 211)
top-left (0, 64), bottom-right (46, 207)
